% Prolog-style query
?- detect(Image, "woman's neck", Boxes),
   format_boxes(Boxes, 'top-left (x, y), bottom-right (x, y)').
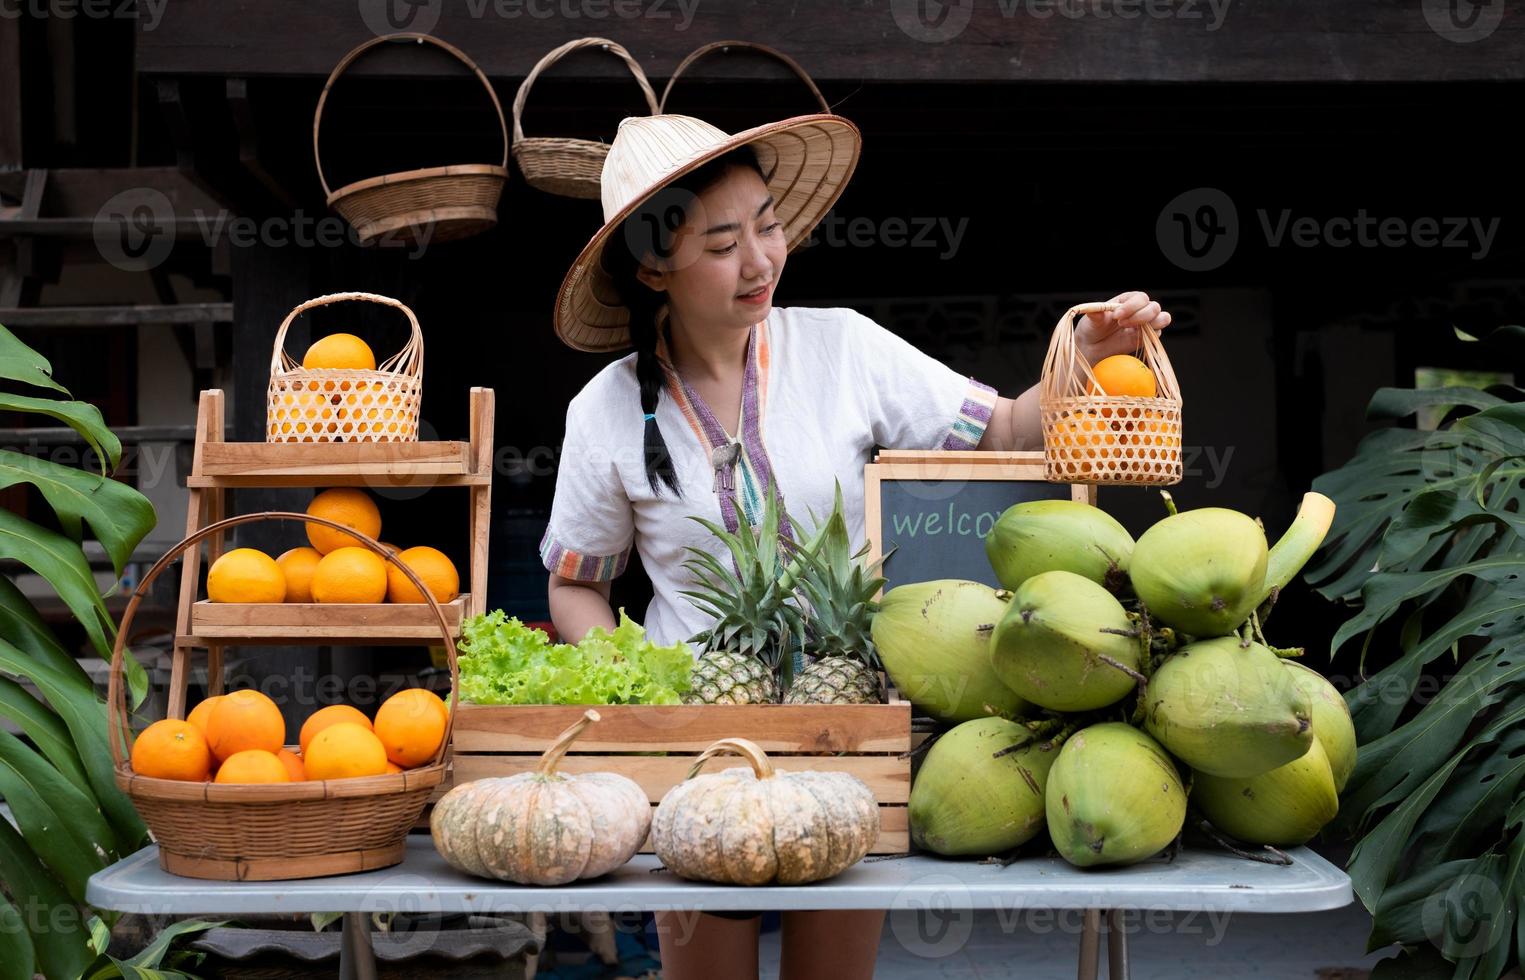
top-left (663, 307), bottom-right (753, 383)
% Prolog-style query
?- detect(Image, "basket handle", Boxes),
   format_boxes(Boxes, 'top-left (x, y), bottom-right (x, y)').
top-left (511, 38), bottom-right (660, 145)
top-left (659, 41), bottom-right (829, 114)
top-left (270, 291), bottom-right (424, 381)
top-left (1038, 302), bottom-right (1182, 403)
top-left (106, 511), bottom-right (460, 773)
top-left (313, 32), bottom-right (509, 200)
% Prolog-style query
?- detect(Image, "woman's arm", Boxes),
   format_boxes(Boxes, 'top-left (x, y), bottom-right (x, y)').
top-left (547, 574), bottom-right (617, 644)
top-left (977, 291), bottom-right (1173, 453)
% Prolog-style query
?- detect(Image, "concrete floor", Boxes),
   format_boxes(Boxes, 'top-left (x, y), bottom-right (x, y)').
top-left (757, 900), bottom-right (1392, 979)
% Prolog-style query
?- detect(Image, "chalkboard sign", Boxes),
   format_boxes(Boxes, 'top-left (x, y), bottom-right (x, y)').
top-left (864, 451), bottom-right (1097, 592)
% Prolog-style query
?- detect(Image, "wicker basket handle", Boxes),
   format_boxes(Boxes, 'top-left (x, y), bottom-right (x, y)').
top-left (106, 511), bottom-right (460, 772)
top-left (659, 40), bottom-right (829, 114)
top-left (1038, 302), bottom-right (1182, 403)
top-left (512, 38), bottom-right (660, 144)
top-left (313, 32), bottom-right (509, 199)
top-left (270, 291), bottom-right (424, 381)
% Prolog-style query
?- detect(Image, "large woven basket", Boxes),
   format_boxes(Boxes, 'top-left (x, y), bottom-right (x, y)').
top-left (1038, 301), bottom-right (1184, 485)
top-left (511, 37), bottom-right (659, 200)
top-left (315, 33), bottom-right (509, 245)
top-left (658, 40), bottom-right (831, 115)
top-left (266, 292), bottom-right (423, 444)
top-left (108, 511), bottom-right (459, 881)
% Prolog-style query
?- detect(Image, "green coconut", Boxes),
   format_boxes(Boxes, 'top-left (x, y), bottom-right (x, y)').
top-left (1192, 738), bottom-right (1340, 846)
top-left (1130, 507), bottom-right (1268, 637)
top-left (1284, 661), bottom-right (1357, 792)
top-left (872, 580), bottom-right (1031, 723)
top-left (984, 499), bottom-right (1135, 595)
top-left (909, 717), bottom-right (1057, 856)
top-left (1045, 722), bottom-right (1186, 868)
top-left (1144, 637), bottom-right (1313, 778)
top-left (988, 570), bottom-right (1141, 712)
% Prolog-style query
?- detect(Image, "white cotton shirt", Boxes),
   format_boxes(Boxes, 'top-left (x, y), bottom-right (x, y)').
top-left (540, 305), bottom-right (998, 648)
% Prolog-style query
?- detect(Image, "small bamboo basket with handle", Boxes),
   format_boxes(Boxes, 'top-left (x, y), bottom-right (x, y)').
top-left (315, 33), bottom-right (509, 245)
top-left (266, 292), bottom-right (423, 444)
top-left (1039, 302), bottom-right (1183, 485)
top-left (659, 40), bottom-right (832, 116)
top-left (108, 511), bottom-right (458, 881)
top-left (511, 37), bottom-right (660, 200)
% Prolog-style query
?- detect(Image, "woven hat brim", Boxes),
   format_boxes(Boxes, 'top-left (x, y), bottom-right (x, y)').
top-left (554, 113), bottom-right (861, 353)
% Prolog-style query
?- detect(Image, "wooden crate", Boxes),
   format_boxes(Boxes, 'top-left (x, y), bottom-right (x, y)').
top-left (186, 596), bottom-right (471, 645)
top-left (447, 695), bottom-right (914, 854)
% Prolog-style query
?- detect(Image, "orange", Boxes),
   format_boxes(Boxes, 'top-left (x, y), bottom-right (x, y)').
top-left (373, 689), bottom-right (448, 768)
top-left (214, 749), bottom-right (290, 784)
top-left (303, 333), bottom-right (376, 371)
top-left (377, 541), bottom-right (400, 554)
top-left (276, 748), bottom-right (307, 782)
top-left (386, 546), bottom-right (461, 605)
top-left (130, 719), bottom-right (212, 781)
top-left (304, 722), bottom-right (389, 780)
top-left (1087, 354), bottom-right (1157, 398)
top-left (276, 547), bottom-right (323, 603)
top-left (205, 689), bottom-right (286, 761)
top-left (384, 761), bottom-right (404, 774)
top-left (299, 704), bottom-right (373, 755)
top-left (311, 547), bottom-right (388, 604)
top-left (305, 488), bottom-right (382, 554)
top-left (186, 695), bottom-right (224, 738)
top-left (206, 548), bottom-right (286, 603)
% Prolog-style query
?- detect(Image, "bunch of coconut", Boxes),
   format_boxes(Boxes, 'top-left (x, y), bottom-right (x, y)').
top-left (874, 492), bottom-right (1355, 869)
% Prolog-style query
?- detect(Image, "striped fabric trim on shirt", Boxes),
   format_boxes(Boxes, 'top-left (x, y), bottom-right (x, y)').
top-left (539, 527), bottom-right (631, 582)
top-left (942, 379), bottom-right (999, 450)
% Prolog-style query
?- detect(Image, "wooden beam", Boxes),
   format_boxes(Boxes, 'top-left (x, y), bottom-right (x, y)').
top-left (135, 0), bottom-right (1524, 83)
top-left (0, 303), bottom-right (233, 326)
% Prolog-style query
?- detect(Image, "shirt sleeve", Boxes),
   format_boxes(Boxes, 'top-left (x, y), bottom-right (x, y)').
top-left (539, 399), bottom-right (635, 582)
top-left (844, 309), bottom-right (999, 451)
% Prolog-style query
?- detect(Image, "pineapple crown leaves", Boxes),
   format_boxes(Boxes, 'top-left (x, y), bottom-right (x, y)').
top-left (790, 481), bottom-right (889, 669)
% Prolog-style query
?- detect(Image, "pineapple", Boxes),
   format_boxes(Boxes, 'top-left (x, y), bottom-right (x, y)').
top-left (679, 484), bottom-right (801, 704)
top-left (784, 484), bottom-right (888, 706)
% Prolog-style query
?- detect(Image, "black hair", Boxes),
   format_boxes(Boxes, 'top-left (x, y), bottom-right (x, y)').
top-left (601, 145), bottom-right (771, 497)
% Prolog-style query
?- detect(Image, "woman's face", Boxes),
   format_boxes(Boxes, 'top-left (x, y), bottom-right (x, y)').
top-left (636, 164), bottom-right (786, 339)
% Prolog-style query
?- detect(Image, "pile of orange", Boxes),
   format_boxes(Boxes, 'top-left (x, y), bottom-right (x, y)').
top-left (274, 333), bottom-right (408, 440)
top-left (129, 687), bottom-right (450, 784)
top-left (203, 488), bottom-right (459, 606)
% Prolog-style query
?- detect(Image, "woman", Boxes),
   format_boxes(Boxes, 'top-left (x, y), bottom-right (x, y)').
top-left (542, 112), bottom-right (1170, 980)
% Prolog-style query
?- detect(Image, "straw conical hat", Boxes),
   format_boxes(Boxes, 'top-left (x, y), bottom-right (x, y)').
top-left (554, 112), bottom-right (861, 352)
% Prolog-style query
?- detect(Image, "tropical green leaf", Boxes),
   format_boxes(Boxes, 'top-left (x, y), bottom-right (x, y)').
top-left (0, 639), bottom-right (148, 847)
top-left (1367, 385), bottom-right (1505, 420)
top-left (0, 727), bottom-right (114, 902)
top-left (0, 449), bottom-right (155, 578)
top-left (0, 675), bottom-right (92, 795)
top-left (1329, 558), bottom-right (1524, 661)
top-left (0, 392), bottom-right (120, 473)
top-left (0, 818), bottom-right (94, 980)
top-left (0, 506), bottom-right (115, 659)
top-left (0, 894), bottom-right (36, 980)
top-left (1370, 859), bottom-right (1475, 949)
top-left (0, 574), bottom-right (93, 690)
top-left (0, 324), bottom-right (68, 394)
top-left (125, 920), bottom-right (226, 968)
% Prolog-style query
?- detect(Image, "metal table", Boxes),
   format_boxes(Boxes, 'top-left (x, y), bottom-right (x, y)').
top-left (89, 838), bottom-right (1353, 979)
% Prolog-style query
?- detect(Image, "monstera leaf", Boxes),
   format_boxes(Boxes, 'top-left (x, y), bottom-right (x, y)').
top-left (1308, 324), bottom-right (1525, 978)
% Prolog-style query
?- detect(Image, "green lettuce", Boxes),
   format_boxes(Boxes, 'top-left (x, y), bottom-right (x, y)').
top-left (458, 609), bottom-right (694, 705)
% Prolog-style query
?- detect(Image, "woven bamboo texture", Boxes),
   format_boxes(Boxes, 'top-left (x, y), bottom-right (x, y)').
top-left (109, 511), bottom-right (459, 881)
top-left (511, 37), bottom-right (659, 200)
top-left (1039, 301), bottom-right (1184, 485)
top-left (658, 40), bottom-right (831, 115)
top-left (266, 292), bottom-right (423, 444)
top-left (315, 33), bottom-right (508, 244)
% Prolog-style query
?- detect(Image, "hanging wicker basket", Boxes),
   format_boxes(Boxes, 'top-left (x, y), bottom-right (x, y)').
top-left (266, 292), bottom-right (423, 444)
top-left (510, 37), bottom-right (660, 200)
top-left (315, 33), bottom-right (509, 245)
top-left (1038, 302), bottom-right (1184, 485)
top-left (107, 511), bottom-right (459, 881)
top-left (658, 40), bottom-right (831, 115)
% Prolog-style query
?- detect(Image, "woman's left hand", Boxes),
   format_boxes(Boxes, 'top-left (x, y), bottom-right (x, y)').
top-left (1077, 291), bottom-right (1172, 365)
